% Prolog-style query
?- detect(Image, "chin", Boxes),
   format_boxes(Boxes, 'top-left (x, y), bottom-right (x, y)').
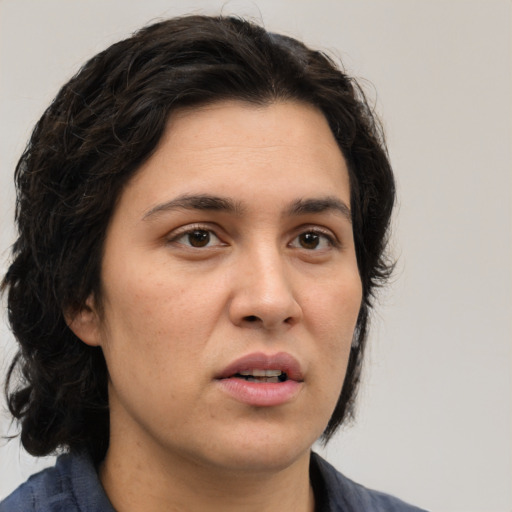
top-left (212, 447), bottom-right (309, 475)
top-left (195, 421), bottom-right (321, 474)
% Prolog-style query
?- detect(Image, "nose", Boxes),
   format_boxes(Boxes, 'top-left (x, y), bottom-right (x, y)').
top-left (228, 246), bottom-right (302, 330)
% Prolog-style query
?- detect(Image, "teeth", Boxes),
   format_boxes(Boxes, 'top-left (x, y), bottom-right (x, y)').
top-left (239, 369), bottom-right (283, 377)
top-left (244, 376), bottom-right (280, 383)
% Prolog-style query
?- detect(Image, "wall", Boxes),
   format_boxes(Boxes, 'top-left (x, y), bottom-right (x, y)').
top-left (0, 1), bottom-right (510, 510)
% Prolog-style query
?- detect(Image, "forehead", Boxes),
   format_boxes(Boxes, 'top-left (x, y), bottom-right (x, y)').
top-left (161, 100), bottom-right (341, 162)
top-left (119, 100), bottom-right (350, 216)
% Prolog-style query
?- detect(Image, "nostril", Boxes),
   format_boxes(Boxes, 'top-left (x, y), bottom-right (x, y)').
top-left (244, 315), bottom-right (260, 323)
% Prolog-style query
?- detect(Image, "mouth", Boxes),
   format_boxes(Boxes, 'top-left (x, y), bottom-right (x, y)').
top-left (233, 369), bottom-right (289, 383)
top-left (217, 352), bottom-right (304, 383)
top-left (215, 352), bottom-right (303, 407)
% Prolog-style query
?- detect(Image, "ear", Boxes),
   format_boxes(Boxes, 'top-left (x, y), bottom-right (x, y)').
top-left (65, 295), bottom-right (102, 347)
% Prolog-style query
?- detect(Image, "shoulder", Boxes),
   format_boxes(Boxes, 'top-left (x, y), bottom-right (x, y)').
top-left (310, 452), bottom-right (429, 512)
top-left (0, 452), bottom-right (114, 512)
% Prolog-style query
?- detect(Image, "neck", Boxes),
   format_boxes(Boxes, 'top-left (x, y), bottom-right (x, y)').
top-left (100, 436), bottom-right (315, 512)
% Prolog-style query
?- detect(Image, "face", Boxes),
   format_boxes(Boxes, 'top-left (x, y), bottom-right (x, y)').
top-left (76, 100), bottom-right (362, 474)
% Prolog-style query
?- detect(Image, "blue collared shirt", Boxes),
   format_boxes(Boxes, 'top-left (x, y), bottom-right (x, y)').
top-left (0, 451), bottom-right (428, 511)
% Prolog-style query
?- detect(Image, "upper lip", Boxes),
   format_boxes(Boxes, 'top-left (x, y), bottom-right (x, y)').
top-left (217, 352), bottom-right (304, 382)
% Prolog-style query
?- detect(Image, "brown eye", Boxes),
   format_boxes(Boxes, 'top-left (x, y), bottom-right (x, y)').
top-left (172, 228), bottom-right (222, 248)
top-left (290, 230), bottom-right (333, 251)
top-left (187, 230), bottom-right (211, 247)
top-left (299, 232), bottom-right (320, 249)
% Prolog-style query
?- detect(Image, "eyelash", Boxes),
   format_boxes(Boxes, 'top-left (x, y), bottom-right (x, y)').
top-left (167, 224), bottom-right (224, 249)
top-left (167, 224), bottom-right (339, 250)
top-left (290, 229), bottom-right (339, 250)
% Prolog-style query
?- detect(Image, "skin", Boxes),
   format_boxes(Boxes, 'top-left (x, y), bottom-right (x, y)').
top-left (70, 100), bottom-right (363, 512)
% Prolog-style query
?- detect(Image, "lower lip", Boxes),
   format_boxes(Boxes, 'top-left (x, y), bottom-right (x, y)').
top-left (217, 378), bottom-right (302, 407)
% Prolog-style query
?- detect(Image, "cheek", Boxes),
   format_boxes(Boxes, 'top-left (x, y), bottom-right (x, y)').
top-left (306, 275), bottom-right (362, 335)
top-left (304, 274), bottom-right (362, 377)
top-left (99, 266), bottom-right (228, 376)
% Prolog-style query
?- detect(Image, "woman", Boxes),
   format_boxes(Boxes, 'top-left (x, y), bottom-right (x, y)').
top-left (1, 15), bottom-right (426, 512)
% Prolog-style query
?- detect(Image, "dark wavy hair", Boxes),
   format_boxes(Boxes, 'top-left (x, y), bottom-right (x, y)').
top-left (2, 15), bottom-right (395, 464)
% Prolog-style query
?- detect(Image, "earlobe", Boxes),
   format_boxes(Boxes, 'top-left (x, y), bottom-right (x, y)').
top-left (65, 295), bottom-right (102, 347)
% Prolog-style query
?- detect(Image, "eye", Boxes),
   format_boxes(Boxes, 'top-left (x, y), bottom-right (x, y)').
top-left (172, 228), bottom-right (223, 248)
top-left (290, 230), bottom-right (334, 250)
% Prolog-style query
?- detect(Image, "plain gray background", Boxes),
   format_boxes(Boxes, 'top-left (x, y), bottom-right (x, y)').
top-left (0, 1), bottom-right (510, 511)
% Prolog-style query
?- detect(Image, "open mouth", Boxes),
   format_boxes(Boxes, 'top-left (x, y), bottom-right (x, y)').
top-left (217, 353), bottom-right (302, 406)
top-left (234, 369), bottom-right (288, 383)
top-left (217, 352), bottom-right (303, 384)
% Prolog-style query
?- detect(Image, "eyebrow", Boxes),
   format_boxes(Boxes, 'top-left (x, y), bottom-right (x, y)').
top-left (143, 194), bottom-right (244, 220)
top-left (143, 193), bottom-right (351, 223)
top-left (286, 197), bottom-right (352, 223)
